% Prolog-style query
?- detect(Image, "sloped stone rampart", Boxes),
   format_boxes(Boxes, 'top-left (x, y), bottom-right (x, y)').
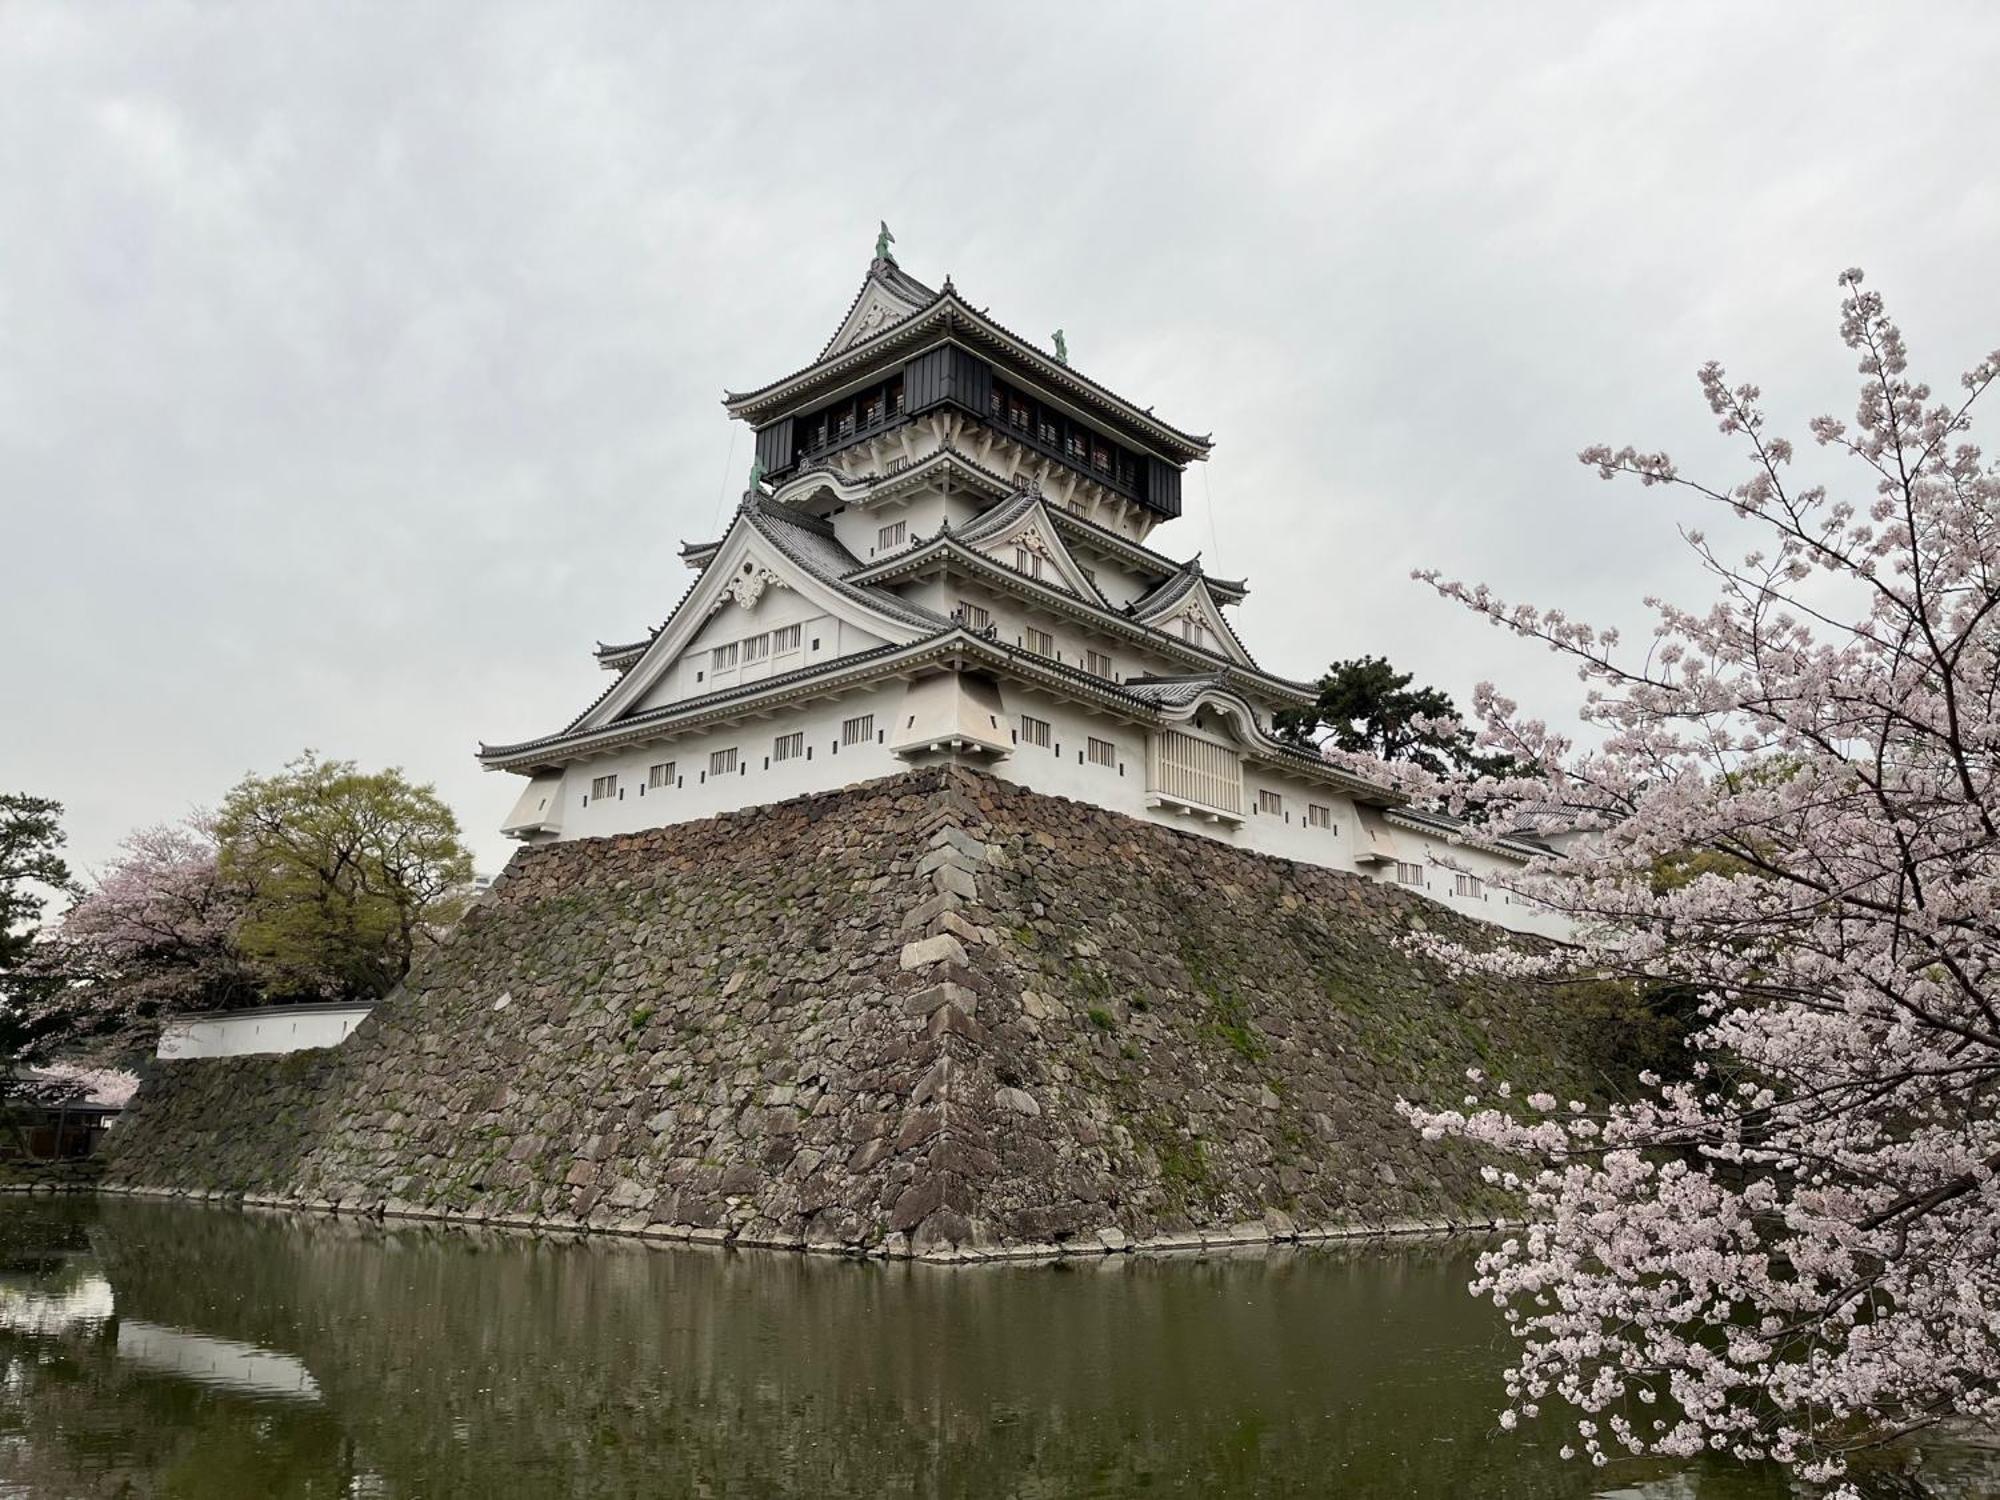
top-left (105, 769), bottom-right (1632, 1258)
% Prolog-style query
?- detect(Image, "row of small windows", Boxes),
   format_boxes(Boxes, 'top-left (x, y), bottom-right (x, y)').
top-left (1252, 788), bottom-right (1338, 833)
top-left (580, 715), bottom-right (882, 805)
top-left (1016, 716), bottom-right (1127, 778)
top-left (798, 375), bottom-right (905, 457)
top-left (988, 378), bottom-right (1142, 496)
top-left (711, 623), bottom-right (803, 673)
top-left (1391, 861), bottom-right (1488, 901)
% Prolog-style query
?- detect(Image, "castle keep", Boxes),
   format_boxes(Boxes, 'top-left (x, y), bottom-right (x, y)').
top-left (481, 239), bottom-right (1562, 937)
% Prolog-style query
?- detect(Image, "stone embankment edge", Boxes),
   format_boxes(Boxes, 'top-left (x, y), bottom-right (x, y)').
top-left (89, 1181), bottom-right (1517, 1263)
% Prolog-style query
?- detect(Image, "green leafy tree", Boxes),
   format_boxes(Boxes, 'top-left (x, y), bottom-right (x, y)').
top-left (1, 794), bottom-right (78, 1150)
top-left (1275, 655), bottom-right (1516, 778)
top-left (0, 794), bottom-right (72, 977)
top-left (214, 753), bottom-right (474, 1004)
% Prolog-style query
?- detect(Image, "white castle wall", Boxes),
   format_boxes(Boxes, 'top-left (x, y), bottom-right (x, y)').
top-left (157, 1004), bottom-right (375, 1059)
top-left (517, 678), bottom-right (1571, 940)
top-left (548, 683), bottom-right (910, 841)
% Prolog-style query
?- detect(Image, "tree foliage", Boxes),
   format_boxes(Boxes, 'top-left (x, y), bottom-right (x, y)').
top-left (214, 752), bottom-right (473, 1003)
top-left (0, 793), bottom-right (71, 977)
top-left (16, 756), bottom-right (474, 1066)
top-left (1402, 271), bottom-right (2000, 1493)
top-left (33, 816), bottom-right (259, 1053)
top-left (1, 794), bottom-right (79, 1139)
top-left (1276, 655), bottom-right (1515, 778)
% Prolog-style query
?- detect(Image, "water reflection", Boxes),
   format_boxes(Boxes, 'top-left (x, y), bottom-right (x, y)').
top-left (0, 1199), bottom-right (1979, 1498)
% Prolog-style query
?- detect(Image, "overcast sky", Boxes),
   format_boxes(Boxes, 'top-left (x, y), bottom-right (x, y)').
top-left (5, 1), bottom-right (1999, 880)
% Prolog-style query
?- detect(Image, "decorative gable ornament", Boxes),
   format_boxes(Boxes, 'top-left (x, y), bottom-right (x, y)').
top-left (718, 561), bottom-right (787, 612)
top-left (822, 280), bottom-right (930, 360)
top-left (1014, 529), bottom-right (1052, 558)
top-left (853, 295), bottom-right (900, 338)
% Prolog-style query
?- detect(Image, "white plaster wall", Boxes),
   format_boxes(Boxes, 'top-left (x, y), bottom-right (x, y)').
top-left (1070, 551), bottom-right (1156, 610)
top-left (157, 1005), bottom-right (373, 1059)
top-left (827, 490), bottom-right (978, 562)
top-left (1361, 827), bottom-right (1573, 941)
top-left (547, 683), bottom-right (909, 840)
top-left (635, 590), bottom-right (889, 714)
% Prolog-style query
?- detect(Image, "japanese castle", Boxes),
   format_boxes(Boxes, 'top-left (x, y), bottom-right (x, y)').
top-left (480, 236), bottom-right (1565, 938)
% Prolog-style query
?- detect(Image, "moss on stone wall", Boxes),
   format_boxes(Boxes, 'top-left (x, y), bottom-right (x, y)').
top-left (106, 769), bottom-right (1649, 1258)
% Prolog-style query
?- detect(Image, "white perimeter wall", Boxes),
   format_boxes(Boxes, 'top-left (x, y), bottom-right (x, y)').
top-left (157, 1005), bottom-right (374, 1059)
top-left (520, 678), bottom-right (1571, 940)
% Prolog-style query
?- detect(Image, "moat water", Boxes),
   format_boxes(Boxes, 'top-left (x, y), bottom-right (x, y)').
top-left (0, 1199), bottom-right (1988, 1499)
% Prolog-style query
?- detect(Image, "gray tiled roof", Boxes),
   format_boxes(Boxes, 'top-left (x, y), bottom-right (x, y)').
top-left (1385, 805), bottom-right (1550, 861)
top-left (725, 282), bottom-right (1212, 462)
top-left (812, 260), bottom-right (940, 361)
top-left (744, 498), bottom-right (953, 630)
top-left (1126, 562), bottom-right (1261, 668)
top-left (1119, 674), bottom-right (1225, 708)
top-left (949, 489), bottom-right (1039, 544)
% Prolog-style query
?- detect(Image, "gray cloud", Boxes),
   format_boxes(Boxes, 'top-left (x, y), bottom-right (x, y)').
top-left (5, 0), bottom-right (1998, 876)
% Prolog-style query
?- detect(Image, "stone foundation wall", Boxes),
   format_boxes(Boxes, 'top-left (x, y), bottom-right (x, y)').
top-left (106, 769), bottom-right (1638, 1259)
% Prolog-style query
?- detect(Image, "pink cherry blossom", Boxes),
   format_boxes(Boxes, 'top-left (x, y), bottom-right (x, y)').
top-left (1401, 270), bottom-right (2000, 1494)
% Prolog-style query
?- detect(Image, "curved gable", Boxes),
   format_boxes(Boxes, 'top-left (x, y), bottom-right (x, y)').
top-left (571, 515), bottom-right (930, 735)
top-left (1132, 572), bottom-right (1255, 668)
top-left (964, 496), bottom-right (1106, 605)
top-left (818, 263), bottom-right (937, 361)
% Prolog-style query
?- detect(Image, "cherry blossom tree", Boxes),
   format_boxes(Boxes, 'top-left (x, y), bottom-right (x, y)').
top-left (1399, 271), bottom-right (2000, 1492)
top-left (13, 815), bottom-right (261, 1068)
top-left (42, 816), bottom-right (260, 1044)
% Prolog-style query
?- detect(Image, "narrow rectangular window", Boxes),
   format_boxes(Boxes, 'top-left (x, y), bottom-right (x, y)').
top-left (1396, 861), bottom-right (1425, 887)
top-left (1087, 736), bottom-right (1117, 768)
top-left (710, 747), bottom-right (738, 776)
top-left (590, 773), bottom-right (618, 800)
top-left (1019, 714), bottom-right (1052, 749)
top-left (773, 731), bottom-right (804, 762)
top-left (1084, 649), bottom-right (1114, 679)
top-left (1023, 626), bottom-right (1054, 657)
top-left (957, 602), bottom-right (990, 631)
top-left (1307, 802), bottom-right (1332, 829)
top-left (1455, 873), bottom-right (1485, 898)
top-left (648, 762), bottom-right (676, 790)
top-left (1013, 545), bottom-right (1043, 579)
top-left (743, 633), bottom-right (770, 664)
top-left (878, 520), bottom-right (906, 551)
top-left (841, 713), bottom-right (875, 747)
top-left (1257, 789), bottom-right (1283, 816)
top-left (712, 642), bottom-right (739, 670)
top-left (771, 623), bottom-right (802, 654)
top-left (1181, 618), bottom-right (1205, 647)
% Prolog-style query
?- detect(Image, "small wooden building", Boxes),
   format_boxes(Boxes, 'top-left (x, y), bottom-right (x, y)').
top-left (3, 1069), bottom-right (128, 1160)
